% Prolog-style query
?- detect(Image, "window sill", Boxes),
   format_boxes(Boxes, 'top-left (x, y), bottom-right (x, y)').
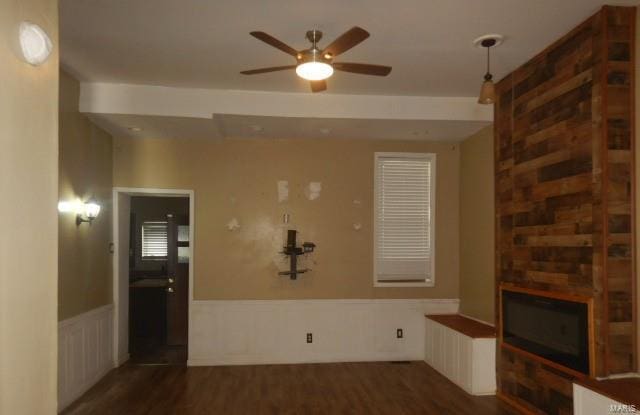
top-left (374, 281), bottom-right (434, 288)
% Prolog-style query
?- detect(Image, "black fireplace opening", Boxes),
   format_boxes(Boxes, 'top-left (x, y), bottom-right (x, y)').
top-left (501, 289), bottom-right (590, 375)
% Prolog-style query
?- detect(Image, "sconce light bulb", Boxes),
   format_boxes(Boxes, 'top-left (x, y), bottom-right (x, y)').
top-left (84, 201), bottom-right (101, 219)
top-left (58, 199), bottom-right (83, 214)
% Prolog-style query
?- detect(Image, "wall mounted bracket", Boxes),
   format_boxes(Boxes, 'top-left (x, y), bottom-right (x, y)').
top-left (278, 229), bottom-right (316, 280)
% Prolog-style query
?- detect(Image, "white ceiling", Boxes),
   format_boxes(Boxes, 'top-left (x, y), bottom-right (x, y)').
top-left (89, 113), bottom-right (489, 142)
top-left (61, 0), bottom-right (637, 142)
top-left (60, 0), bottom-right (638, 97)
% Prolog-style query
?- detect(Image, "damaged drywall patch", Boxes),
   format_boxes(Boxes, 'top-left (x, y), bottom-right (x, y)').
top-left (226, 218), bottom-right (240, 231)
top-left (353, 222), bottom-right (362, 231)
top-left (305, 182), bottom-right (322, 201)
top-left (277, 180), bottom-right (289, 203)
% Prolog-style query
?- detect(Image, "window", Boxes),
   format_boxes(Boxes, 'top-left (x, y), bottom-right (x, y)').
top-left (141, 221), bottom-right (168, 259)
top-left (374, 152), bottom-right (435, 287)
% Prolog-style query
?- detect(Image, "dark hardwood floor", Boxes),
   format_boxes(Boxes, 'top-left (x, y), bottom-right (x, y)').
top-left (62, 361), bottom-right (518, 415)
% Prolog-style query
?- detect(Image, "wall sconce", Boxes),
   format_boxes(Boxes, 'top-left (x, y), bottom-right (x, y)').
top-left (58, 198), bottom-right (101, 226)
top-left (19, 22), bottom-right (53, 66)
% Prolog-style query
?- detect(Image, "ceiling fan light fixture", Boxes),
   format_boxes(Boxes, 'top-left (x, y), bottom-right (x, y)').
top-left (242, 27), bottom-right (389, 91)
top-left (296, 61), bottom-right (334, 81)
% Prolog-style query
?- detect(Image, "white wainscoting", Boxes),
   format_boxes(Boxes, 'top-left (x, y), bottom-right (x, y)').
top-left (188, 298), bottom-right (459, 366)
top-left (58, 304), bottom-right (115, 412)
top-left (424, 317), bottom-right (496, 395)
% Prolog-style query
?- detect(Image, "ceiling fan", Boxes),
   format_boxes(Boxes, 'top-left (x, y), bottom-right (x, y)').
top-left (240, 27), bottom-right (392, 92)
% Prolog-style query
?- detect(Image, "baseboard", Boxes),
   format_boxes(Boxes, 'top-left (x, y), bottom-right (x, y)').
top-left (189, 298), bottom-right (459, 366)
top-left (58, 304), bottom-right (115, 412)
top-left (117, 353), bottom-right (130, 367)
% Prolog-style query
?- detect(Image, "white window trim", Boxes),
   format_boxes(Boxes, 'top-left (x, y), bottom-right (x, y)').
top-left (373, 152), bottom-right (436, 288)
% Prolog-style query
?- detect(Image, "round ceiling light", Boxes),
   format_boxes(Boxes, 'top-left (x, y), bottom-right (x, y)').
top-left (296, 62), bottom-right (334, 81)
top-left (19, 22), bottom-right (53, 66)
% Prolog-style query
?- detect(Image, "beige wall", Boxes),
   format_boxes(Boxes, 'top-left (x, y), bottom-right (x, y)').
top-left (113, 137), bottom-right (460, 300)
top-left (58, 71), bottom-right (113, 321)
top-left (0, 0), bottom-right (59, 412)
top-left (458, 126), bottom-right (495, 324)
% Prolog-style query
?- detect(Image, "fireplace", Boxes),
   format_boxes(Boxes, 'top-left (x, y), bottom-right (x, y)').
top-left (500, 286), bottom-right (593, 376)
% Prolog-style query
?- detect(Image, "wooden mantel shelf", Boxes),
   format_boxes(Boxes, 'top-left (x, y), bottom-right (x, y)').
top-left (425, 314), bottom-right (496, 339)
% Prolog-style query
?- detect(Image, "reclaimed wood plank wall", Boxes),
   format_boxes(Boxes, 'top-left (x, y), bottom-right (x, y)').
top-left (494, 6), bottom-right (636, 414)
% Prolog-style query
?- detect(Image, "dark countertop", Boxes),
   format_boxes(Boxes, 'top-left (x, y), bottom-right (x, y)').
top-left (576, 376), bottom-right (640, 408)
top-left (425, 314), bottom-right (496, 339)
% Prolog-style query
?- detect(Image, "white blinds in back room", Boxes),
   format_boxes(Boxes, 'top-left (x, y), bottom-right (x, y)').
top-left (141, 221), bottom-right (168, 258)
top-left (375, 154), bottom-right (435, 283)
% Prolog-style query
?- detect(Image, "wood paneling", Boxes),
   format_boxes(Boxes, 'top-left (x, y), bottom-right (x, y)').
top-left (495, 6), bottom-right (636, 414)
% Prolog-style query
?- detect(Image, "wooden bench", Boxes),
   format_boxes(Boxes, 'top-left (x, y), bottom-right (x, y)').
top-left (424, 314), bottom-right (496, 396)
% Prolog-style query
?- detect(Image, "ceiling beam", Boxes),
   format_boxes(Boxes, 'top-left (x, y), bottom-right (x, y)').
top-left (79, 82), bottom-right (493, 122)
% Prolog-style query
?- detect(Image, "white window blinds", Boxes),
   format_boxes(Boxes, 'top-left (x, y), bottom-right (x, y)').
top-left (374, 153), bottom-right (435, 285)
top-left (141, 221), bottom-right (168, 258)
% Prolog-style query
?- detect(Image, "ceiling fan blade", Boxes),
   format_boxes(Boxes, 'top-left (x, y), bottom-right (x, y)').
top-left (333, 62), bottom-right (392, 76)
top-left (322, 27), bottom-right (370, 57)
top-left (240, 65), bottom-right (296, 75)
top-left (250, 31), bottom-right (299, 57)
top-left (310, 80), bottom-right (327, 93)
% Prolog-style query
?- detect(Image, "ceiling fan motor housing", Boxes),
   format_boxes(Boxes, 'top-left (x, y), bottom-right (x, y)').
top-left (297, 48), bottom-right (332, 65)
top-left (297, 30), bottom-right (332, 64)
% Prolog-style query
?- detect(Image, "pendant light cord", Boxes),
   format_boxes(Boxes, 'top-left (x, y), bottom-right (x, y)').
top-left (484, 44), bottom-right (493, 81)
top-left (486, 45), bottom-right (490, 75)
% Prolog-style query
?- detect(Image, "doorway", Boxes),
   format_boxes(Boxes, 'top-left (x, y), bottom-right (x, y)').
top-left (112, 188), bottom-right (194, 367)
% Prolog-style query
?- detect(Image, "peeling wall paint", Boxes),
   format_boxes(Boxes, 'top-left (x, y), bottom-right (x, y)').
top-left (305, 181), bottom-right (322, 200)
top-left (277, 180), bottom-right (289, 202)
top-left (226, 217), bottom-right (240, 231)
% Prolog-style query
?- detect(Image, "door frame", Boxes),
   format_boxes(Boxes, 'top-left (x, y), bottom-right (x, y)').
top-left (112, 187), bottom-right (195, 367)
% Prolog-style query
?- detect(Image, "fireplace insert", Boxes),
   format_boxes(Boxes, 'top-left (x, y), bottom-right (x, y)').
top-left (501, 287), bottom-right (591, 375)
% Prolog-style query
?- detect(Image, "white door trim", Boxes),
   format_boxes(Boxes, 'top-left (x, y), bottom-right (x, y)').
top-left (112, 187), bottom-right (195, 366)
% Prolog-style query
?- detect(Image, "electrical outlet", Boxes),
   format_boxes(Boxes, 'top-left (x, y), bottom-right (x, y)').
top-left (397, 328), bottom-right (403, 339)
top-left (306, 333), bottom-right (313, 343)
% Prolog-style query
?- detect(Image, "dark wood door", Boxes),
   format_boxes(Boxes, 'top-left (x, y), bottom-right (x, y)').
top-left (166, 213), bottom-right (188, 347)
